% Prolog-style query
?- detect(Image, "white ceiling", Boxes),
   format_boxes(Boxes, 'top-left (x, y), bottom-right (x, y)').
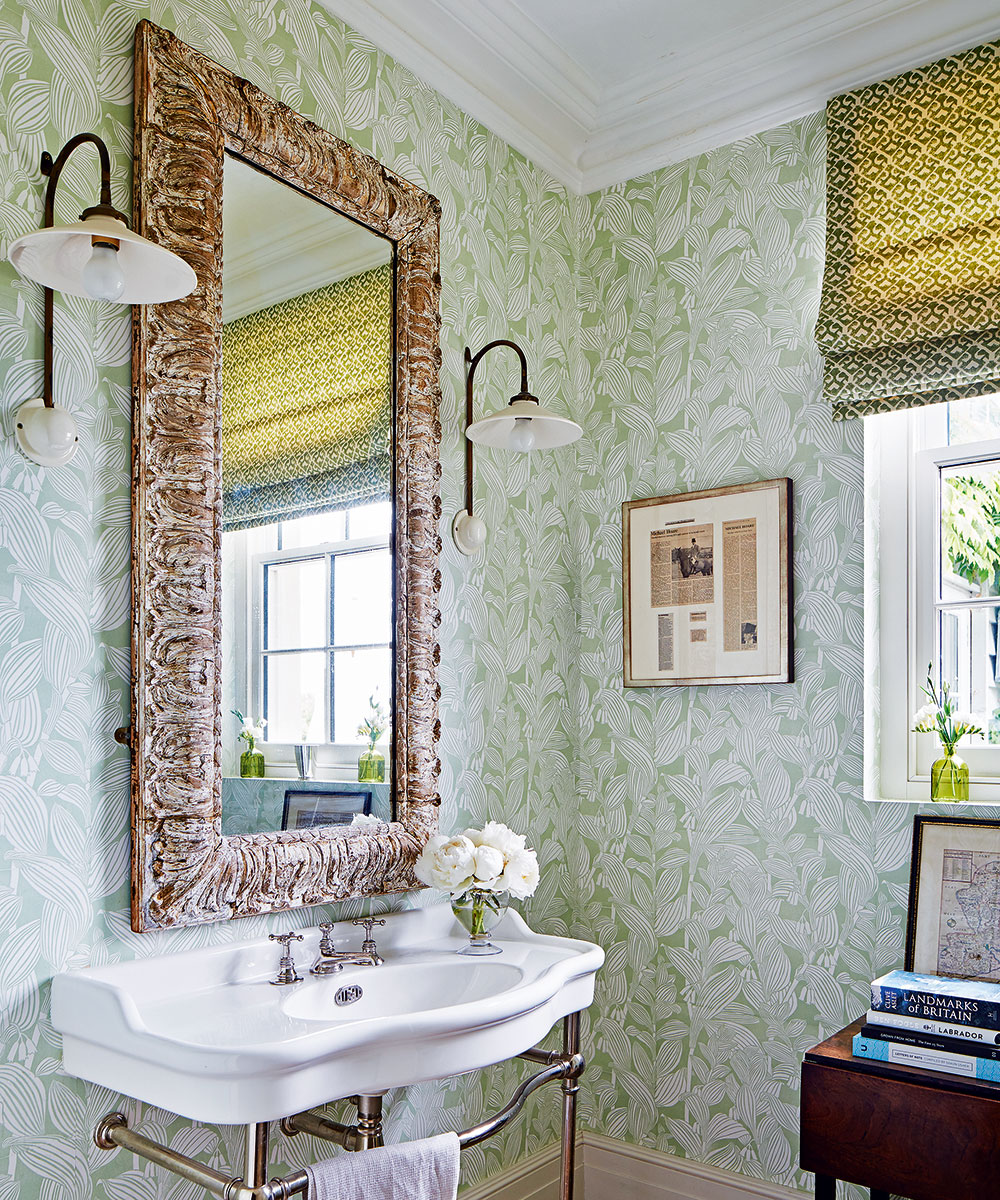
top-left (320, 0), bottom-right (1000, 193)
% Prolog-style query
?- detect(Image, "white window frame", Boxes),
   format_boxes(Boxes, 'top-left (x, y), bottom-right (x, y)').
top-left (225, 516), bottom-right (392, 779)
top-left (868, 406), bottom-right (1000, 803)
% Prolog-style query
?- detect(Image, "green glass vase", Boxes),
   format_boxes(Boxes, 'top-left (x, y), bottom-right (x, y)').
top-left (240, 749), bottom-right (265, 778)
top-left (358, 749), bottom-right (385, 782)
top-left (931, 750), bottom-right (969, 801)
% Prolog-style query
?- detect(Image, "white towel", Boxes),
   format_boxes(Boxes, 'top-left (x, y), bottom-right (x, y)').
top-left (304, 1133), bottom-right (460, 1200)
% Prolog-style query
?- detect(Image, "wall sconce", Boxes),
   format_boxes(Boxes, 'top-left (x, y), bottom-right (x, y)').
top-left (452, 339), bottom-right (581, 555)
top-left (7, 132), bottom-right (196, 467)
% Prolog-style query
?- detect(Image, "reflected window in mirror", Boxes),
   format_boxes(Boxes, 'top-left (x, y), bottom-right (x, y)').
top-left (222, 501), bottom-right (392, 769)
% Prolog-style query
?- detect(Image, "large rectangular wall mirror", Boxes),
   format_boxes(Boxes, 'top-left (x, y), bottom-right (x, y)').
top-left (128, 21), bottom-right (442, 931)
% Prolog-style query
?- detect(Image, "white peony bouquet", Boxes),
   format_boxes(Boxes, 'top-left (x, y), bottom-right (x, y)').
top-left (414, 821), bottom-right (540, 900)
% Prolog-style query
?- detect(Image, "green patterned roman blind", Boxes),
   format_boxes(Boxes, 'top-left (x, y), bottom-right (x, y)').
top-left (818, 40), bottom-right (1000, 420)
top-left (222, 263), bottom-right (392, 531)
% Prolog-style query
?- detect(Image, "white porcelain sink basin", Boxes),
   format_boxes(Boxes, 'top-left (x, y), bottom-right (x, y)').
top-left (282, 959), bottom-right (524, 1023)
top-left (51, 905), bottom-right (603, 1124)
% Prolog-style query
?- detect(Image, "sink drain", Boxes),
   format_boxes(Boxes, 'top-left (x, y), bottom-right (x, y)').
top-left (335, 984), bottom-right (363, 1006)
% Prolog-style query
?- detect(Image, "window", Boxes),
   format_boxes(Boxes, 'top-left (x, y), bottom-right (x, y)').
top-left (868, 395), bottom-right (1000, 802)
top-left (222, 501), bottom-right (392, 774)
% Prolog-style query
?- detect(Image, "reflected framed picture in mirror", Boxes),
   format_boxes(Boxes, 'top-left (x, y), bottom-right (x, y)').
top-left (281, 788), bottom-right (373, 831)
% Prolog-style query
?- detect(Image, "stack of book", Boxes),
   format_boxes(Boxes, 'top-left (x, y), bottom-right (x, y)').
top-left (854, 970), bottom-right (1000, 1081)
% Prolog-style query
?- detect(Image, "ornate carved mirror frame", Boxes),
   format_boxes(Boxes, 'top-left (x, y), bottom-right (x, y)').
top-left (129, 21), bottom-right (442, 932)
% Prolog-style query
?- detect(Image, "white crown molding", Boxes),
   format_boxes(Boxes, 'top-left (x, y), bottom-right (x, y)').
top-left (317, 0), bottom-right (1000, 196)
top-left (581, 0), bottom-right (1000, 191)
top-left (318, 0), bottom-right (593, 190)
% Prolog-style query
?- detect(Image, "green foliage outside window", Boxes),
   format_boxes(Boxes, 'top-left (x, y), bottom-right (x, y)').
top-left (942, 473), bottom-right (1000, 592)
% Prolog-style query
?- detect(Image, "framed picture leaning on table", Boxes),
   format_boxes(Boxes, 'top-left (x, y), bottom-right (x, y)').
top-left (906, 814), bottom-right (1000, 982)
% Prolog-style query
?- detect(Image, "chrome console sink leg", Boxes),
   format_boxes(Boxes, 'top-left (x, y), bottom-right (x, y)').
top-left (560, 1012), bottom-right (581, 1200)
top-left (244, 1123), bottom-right (270, 1188)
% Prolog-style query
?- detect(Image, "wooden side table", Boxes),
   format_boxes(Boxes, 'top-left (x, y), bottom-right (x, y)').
top-left (801, 1018), bottom-right (1000, 1200)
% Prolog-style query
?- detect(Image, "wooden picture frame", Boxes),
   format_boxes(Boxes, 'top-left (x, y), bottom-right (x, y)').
top-left (622, 479), bottom-right (792, 686)
top-left (129, 22), bottom-right (442, 931)
top-left (905, 815), bottom-right (1000, 981)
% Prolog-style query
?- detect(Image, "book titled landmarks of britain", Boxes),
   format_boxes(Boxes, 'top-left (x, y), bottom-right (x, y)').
top-left (871, 970), bottom-right (1000, 1032)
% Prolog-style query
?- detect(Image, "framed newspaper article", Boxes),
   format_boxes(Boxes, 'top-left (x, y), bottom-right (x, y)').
top-left (905, 815), bottom-right (1000, 981)
top-left (622, 478), bottom-right (792, 687)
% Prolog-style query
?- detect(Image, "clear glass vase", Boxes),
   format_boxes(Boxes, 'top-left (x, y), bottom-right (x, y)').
top-left (450, 888), bottom-right (509, 956)
top-left (931, 750), bottom-right (969, 801)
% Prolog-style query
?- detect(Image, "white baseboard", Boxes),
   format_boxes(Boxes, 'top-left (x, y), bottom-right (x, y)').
top-left (461, 1134), bottom-right (805, 1200)
top-left (460, 1142), bottom-right (564, 1200)
top-left (582, 1135), bottom-right (804, 1200)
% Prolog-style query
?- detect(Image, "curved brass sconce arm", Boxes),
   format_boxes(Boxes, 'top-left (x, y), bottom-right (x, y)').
top-left (463, 338), bottom-right (532, 518)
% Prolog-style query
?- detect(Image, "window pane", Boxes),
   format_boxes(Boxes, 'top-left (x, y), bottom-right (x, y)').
top-left (334, 647), bottom-right (391, 744)
top-left (936, 603), bottom-right (1000, 732)
top-left (264, 650), bottom-right (327, 742)
top-left (266, 558), bottom-right (326, 649)
top-left (347, 500), bottom-right (392, 540)
top-left (280, 510), bottom-right (346, 550)
top-left (947, 393), bottom-right (1000, 446)
top-left (941, 461), bottom-right (1000, 600)
top-left (333, 549), bottom-right (392, 646)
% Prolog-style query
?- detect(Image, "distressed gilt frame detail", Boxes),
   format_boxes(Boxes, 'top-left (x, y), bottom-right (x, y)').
top-left (130, 21), bottom-right (442, 932)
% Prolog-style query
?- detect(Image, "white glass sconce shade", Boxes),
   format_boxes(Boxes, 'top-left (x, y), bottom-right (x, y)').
top-left (14, 398), bottom-right (79, 467)
top-left (466, 398), bottom-right (582, 452)
top-left (9, 214), bottom-right (196, 304)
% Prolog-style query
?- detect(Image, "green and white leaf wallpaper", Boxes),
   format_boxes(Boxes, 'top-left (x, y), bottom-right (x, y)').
top-left (0, 1), bottom-right (940, 1198)
top-left (571, 122), bottom-right (918, 1187)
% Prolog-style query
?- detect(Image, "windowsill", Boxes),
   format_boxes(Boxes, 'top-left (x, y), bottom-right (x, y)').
top-left (867, 795), bottom-right (1000, 806)
top-left (224, 770), bottom-right (391, 784)
top-left (865, 781), bottom-right (1000, 806)
top-left (226, 743), bottom-right (390, 775)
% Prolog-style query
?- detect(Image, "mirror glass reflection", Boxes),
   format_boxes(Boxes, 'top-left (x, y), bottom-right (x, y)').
top-left (219, 155), bottom-right (394, 836)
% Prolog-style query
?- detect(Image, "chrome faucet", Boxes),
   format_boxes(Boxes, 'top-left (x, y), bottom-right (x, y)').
top-left (269, 931), bottom-right (303, 985)
top-left (352, 917), bottom-right (386, 964)
top-left (310, 918), bottom-right (386, 976)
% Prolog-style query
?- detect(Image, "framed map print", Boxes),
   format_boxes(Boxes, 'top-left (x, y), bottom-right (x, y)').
top-left (906, 815), bottom-right (1000, 981)
top-left (622, 479), bottom-right (793, 686)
